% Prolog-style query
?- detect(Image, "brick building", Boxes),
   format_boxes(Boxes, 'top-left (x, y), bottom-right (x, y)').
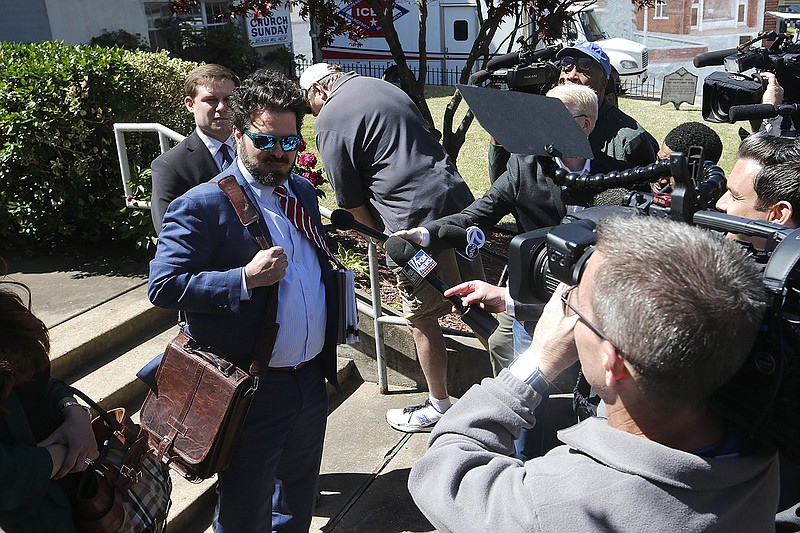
top-left (633, 0), bottom-right (762, 37)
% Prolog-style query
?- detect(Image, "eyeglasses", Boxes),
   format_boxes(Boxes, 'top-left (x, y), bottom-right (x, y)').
top-left (243, 129), bottom-right (303, 152)
top-left (559, 56), bottom-right (595, 75)
top-left (560, 285), bottom-right (611, 343)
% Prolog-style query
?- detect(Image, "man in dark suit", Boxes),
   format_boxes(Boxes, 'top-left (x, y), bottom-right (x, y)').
top-left (150, 64), bottom-right (239, 234)
top-left (148, 69), bottom-right (339, 532)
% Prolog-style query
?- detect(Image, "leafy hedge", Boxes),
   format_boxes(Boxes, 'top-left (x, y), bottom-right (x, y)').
top-left (0, 42), bottom-right (197, 257)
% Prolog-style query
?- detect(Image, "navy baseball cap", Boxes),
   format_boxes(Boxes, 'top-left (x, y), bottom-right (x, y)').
top-left (556, 42), bottom-right (612, 79)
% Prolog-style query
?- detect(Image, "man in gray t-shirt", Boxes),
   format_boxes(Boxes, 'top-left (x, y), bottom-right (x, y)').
top-left (301, 63), bottom-right (484, 432)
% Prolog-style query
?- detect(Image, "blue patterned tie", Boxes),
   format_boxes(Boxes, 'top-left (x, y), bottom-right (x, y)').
top-left (219, 144), bottom-right (233, 171)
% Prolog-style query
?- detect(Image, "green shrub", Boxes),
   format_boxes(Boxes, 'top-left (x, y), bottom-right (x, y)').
top-left (175, 22), bottom-right (261, 78)
top-left (0, 42), bottom-right (198, 257)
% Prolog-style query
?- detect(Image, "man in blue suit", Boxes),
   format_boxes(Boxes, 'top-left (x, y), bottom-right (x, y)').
top-left (148, 69), bottom-right (340, 533)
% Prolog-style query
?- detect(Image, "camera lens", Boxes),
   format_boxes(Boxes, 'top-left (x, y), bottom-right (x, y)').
top-left (713, 92), bottom-right (732, 121)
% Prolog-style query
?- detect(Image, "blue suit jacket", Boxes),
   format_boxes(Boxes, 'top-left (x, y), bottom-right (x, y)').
top-left (148, 166), bottom-right (340, 388)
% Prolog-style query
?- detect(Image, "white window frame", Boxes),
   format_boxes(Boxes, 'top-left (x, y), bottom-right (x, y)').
top-left (654, 0), bottom-right (669, 19)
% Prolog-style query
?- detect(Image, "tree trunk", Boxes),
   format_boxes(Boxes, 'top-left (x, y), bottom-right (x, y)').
top-left (366, 0), bottom-right (438, 136)
top-left (441, 3), bottom-right (512, 162)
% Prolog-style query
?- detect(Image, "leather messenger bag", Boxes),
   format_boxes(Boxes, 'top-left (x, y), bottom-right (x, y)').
top-left (140, 176), bottom-right (277, 482)
top-left (140, 331), bottom-right (261, 482)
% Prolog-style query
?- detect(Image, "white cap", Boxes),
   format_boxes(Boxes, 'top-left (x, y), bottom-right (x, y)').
top-left (299, 63), bottom-right (335, 90)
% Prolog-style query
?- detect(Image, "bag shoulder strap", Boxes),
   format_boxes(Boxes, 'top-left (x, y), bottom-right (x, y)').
top-left (218, 175), bottom-right (272, 249)
top-left (218, 175), bottom-right (278, 375)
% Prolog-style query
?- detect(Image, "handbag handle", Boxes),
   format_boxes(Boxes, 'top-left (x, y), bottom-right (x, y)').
top-left (66, 386), bottom-right (123, 432)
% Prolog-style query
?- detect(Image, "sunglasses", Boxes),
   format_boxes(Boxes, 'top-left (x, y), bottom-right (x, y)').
top-left (559, 56), bottom-right (595, 75)
top-left (243, 129), bottom-right (303, 152)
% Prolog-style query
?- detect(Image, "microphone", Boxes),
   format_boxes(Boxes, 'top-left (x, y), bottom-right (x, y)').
top-left (438, 225), bottom-right (485, 261)
top-left (384, 236), bottom-right (499, 338)
top-left (437, 225), bottom-right (508, 263)
top-left (469, 70), bottom-right (491, 85)
top-left (728, 103), bottom-right (800, 122)
top-left (329, 209), bottom-right (390, 242)
top-left (486, 52), bottom-right (520, 71)
top-left (692, 48), bottom-right (738, 68)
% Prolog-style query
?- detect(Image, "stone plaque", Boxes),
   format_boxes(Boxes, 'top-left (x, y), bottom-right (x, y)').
top-left (660, 67), bottom-right (698, 110)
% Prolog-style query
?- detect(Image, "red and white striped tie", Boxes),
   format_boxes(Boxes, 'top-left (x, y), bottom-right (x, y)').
top-left (274, 184), bottom-right (340, 266)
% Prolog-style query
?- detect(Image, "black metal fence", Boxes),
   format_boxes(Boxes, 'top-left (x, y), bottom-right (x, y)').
top-left (295, 58), bottom-right (659, 99)
top-left (620, 76), bottom-right (659, 100)
top-left (295, 58), bottom-right (466, 86)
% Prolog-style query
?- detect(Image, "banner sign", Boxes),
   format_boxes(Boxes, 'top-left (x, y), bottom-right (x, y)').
top-left (247, 7), bottom-right (293, 48)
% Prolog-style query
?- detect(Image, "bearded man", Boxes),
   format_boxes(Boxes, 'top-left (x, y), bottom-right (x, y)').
top-left (148, 69), bottom-right (341, 533)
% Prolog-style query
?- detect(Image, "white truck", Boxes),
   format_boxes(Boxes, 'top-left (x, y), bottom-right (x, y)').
top-left (318, 0), bottom-right (648, 83)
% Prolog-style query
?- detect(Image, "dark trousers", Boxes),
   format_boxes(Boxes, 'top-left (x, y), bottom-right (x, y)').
top-left (215, 359), bottom-right (328, 533)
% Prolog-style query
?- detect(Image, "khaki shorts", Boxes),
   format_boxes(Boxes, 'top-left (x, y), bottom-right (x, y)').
top-left (393, 248), bottom-right (486, 326)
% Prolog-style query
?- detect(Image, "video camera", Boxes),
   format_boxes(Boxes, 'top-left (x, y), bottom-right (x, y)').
top-left (470, 39), bottom-right (561, 94)
top-left (694, 24), bottom-right (800, 128)
top-left (508, 148), bottom-right (800, 462)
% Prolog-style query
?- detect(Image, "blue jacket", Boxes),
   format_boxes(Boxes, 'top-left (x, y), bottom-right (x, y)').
top-left (148, 167), bottom-right (340, 388)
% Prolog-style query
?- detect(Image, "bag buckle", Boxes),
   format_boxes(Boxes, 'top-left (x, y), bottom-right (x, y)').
top-left (245, 375), bottom-right (259, 396)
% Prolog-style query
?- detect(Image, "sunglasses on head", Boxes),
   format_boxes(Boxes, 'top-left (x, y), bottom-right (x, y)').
top-left (243, 129), bottom-right (303, 152)
top-left (559, 56), bottom-right (595, 75)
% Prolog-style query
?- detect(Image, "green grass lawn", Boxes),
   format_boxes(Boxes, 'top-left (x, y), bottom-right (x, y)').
top-left (303, 86), bottom-right (744, 213)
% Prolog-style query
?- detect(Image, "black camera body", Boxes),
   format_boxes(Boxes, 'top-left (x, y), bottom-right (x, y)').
top-left (507, 150), bottom-right (800, 462)
top-left (489, 61), bottom-right (561, 93)
top-left (702, 71), bottom-right (766, 123)
top-left (475, 43), bottom-right (562, 94)
top-left (700, 32), bottom-right (800, 124)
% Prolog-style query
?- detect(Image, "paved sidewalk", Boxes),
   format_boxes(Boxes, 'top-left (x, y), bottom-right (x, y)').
top-left (3, 253), bottom-right (149, 328)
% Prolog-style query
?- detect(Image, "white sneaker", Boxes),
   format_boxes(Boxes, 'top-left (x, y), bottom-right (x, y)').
top-left (386, 400), bottom-right (445, 432)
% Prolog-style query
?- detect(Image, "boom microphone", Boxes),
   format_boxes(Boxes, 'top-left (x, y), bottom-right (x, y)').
top-left (384, 235), bottom-right (499, 338)
top-left (329, 209), bottom-right (390, 242)
top-left (728, 103), bottom-right (800, 122)
top-left (692, 48), bottom-right (738, 68)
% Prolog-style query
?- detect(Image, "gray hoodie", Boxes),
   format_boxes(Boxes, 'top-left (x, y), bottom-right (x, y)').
top-left (409, 371), bottom-right (779, 533)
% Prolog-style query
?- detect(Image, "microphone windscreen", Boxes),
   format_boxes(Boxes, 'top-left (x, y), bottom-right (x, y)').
top-left (329, 209), bottom-right (355, 230)
top-left (727, 104), bottom-right (778, 122)
top-left (384, 235), bottom-right (418, 266)
top-left (693, 48), bottom-right (737, 68)
top-left (592, 188), bottom-right (630, 207)
top-left (486, 52), bottom-right (520, 71)
top-left (437, 225), bottom-right (468, 248)
top-left (469, 70), bottom-right (491, 85)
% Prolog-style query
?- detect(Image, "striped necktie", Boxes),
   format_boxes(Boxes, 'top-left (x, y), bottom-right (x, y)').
top-left (274, 184), bottom-right (340, 265)
top-left (219, 144), bottom-right (233, 171)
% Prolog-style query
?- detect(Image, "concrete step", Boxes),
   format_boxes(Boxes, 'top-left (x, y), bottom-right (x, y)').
top-left (49, 284), bottom-right (174, 379)
top-left (311, 381), bottom-right (434, 533)
top-left (67, 324), bottom-right (180, 412)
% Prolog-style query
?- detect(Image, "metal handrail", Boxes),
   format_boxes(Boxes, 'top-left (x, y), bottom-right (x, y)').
top-left (319, 207), bottom-right (407, 393)
top-left (113, 123), bottom-right (185, 209)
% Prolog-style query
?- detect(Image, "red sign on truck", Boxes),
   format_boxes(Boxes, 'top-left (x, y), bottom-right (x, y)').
top-left (338, 0), bottom-right (409, 38)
